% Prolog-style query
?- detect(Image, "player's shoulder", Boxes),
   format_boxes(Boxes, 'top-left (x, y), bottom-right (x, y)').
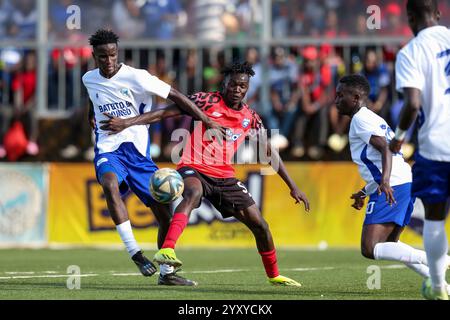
top-left (188, 91), bottom-right (222, 103)
top-left (82, 68), bottom-right (99, 83)
top-left (242, 104), bottom-right (263, 129)
top-left (352, 107), bottom-right (381, 127)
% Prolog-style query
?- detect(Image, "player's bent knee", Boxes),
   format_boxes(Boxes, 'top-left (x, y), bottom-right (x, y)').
top-left (361, 243), bottom-right (375, 260)
top-left (183, 188), bottom-right (202, 205)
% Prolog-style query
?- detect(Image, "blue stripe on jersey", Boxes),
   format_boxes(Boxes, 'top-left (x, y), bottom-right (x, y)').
top-left (146, 127), bottom-right (151, 160)
top-left (93, 111), bottom-right (99, 156)
top-left (360, 145), bottom-right (381, 184)
top-left (139, 103), bottom-right (146, 115)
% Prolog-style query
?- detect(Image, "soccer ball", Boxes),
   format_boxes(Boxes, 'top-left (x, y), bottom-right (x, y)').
top-left (150, 168), bottom-right (184, 203)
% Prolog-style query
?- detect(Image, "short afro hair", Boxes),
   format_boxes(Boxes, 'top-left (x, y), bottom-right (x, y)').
top-left (339, 74), bottom-right (371, 97)
top-left (407, 0), bottom-right (439, 16)
top-left (89, 29), bottom-right (119, 48)
top-left (221, 61), bottom-right (255, 78)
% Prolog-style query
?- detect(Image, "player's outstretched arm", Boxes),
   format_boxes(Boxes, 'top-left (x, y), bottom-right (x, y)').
top-left (264, 138), bottom-right (310, 212)
top-left (168, 88), bottom-right (226, 137)
top-left (370, 135), bottom-right (396, 205)
top-left (100, 104), bottom-right (183, 134)
top-left (389, 87), bottom-right (421, 153)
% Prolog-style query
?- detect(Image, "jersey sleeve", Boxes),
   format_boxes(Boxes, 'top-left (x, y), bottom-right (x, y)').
top-left (352, 114), bottom-right (385, 145)
top-left (395, 49), bottom-right (425, 93)
top-left (137, 70), bottom-right (171, 99)
top-left (247, 109), bottom-right (265, 138)
top-left (187, 92), bottom-right (214, 111)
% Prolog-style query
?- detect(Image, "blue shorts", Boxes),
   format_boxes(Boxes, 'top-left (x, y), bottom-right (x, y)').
top-left (364, 183), bottom-right (414, 227)
top-left (93, 142), bottom-right (158, 206)
top-left (412, 153), bottom-right (450, 204)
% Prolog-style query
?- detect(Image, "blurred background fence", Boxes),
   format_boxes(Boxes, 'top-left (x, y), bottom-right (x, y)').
top-left (2, 0), bottom-right (444, 163)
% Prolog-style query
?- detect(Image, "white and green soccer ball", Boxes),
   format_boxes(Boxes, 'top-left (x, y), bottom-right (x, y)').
top-left (150, 168), bottom-right (184, 204)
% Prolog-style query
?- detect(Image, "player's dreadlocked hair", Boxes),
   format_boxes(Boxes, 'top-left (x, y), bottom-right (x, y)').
top-left (339, 74), bottom-right (371, 97)
top-left (221, 61), bottom-right (255, 78)
top-left (89, 29), bottom-right (119, 48)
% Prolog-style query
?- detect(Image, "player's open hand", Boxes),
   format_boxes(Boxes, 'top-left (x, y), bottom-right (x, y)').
top-left (350, 190), bottom-right (366, 210)
top-left (290, 187), bottom-right (310, 212)
top-left (389, 138), bottom-right (403, 154)
top-left (204, 120), bottom-right (227, 146)
top-left (377, 182), bottom-right (396, 206)
top-left (100, 113), bottom-right (129, 134)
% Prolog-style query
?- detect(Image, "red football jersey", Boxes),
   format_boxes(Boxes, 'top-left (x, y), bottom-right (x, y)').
top-left (177, 91), bottom-right (263, 178)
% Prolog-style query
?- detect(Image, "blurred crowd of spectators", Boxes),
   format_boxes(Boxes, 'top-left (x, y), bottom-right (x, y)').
top-left (4, 0), bottom-right (450, 41)
top-left (0, 0), bottom-right (440, 162)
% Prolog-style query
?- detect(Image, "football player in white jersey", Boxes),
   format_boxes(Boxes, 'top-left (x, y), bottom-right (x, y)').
top-left (390, 0), bottom-right (450, 300)
top-left (336, 74), bottom-right (450, 287)
top-left (82, 29), bottom-right (223, 286)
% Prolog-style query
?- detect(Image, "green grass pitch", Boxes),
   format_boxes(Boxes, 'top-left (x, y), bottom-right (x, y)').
top-left (0, 248), bottom-right (441, 300)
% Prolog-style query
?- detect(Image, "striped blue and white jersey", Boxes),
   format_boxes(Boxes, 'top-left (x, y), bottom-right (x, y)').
top-left (349, 107), bottom-right (412, 194)
top-left (82, 64), bottom-right (171, 158)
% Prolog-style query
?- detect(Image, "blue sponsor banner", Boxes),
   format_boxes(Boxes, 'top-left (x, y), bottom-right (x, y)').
top-left (0, 164), bottom-right (48, 245)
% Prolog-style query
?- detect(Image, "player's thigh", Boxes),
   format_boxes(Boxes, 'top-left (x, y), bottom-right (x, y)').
top-left (181, 176), bottom-right (204, 208)
top-left (125, 158), bottom-right (159, 207)
top-left (94, 154), bottom-right (128, 196)
top-left (234, 204), bottom-right (268, 230)
top-left (412, 155), bottom-right (450, 217)
top-left (361, 223), bottom-right (398, 248)
top-left (209, 178), bottom-right (256, 219)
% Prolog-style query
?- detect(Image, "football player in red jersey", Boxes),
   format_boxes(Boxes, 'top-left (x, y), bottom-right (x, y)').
top-left (101, 62), bottom-right (310, 286)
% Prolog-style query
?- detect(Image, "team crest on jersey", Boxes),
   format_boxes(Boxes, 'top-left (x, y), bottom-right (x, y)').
top-left (120, 88), bottom-right (131, 98)
top-left (242, 118), bottom-right (250, 128)
top-left (211, 111), bottom-right (223, 118)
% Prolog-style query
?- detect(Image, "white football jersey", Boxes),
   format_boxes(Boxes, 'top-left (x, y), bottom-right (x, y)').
top-left (349, 107), bottom-right (412, 195)
top-left (82, 64), bottom-right (171, 158)
top-left (396, 25), bottom-right (450, 162)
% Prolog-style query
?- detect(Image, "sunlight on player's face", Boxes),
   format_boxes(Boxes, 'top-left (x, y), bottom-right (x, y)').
top-left (93, 43), bottom-right (119, 78)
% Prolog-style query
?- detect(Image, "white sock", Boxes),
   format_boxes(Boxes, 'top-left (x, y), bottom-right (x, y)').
top-left (423, 219), bottom-right (448, 290)
top-left (160, 264), bottom-right (174, 276)
top-left (116, 220), bottom-right (140, 257)
top-left (405, 263), bottom-right (430, 278)
top-left (373, 241), bottom-right (427, 264)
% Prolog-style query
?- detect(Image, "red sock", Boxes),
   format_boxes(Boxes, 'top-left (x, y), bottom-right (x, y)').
top-left (162, 213), bottom-right (189, 249)
top-left (259, 249), bottom-right (279, 278)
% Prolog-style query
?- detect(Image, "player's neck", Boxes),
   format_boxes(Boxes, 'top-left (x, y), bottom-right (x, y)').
top-left (350, 105), bottom-right (363, 118)
top-left (100, 63), bottom-right (122, 79)
top-left (222, 93), bottom-right (242, 110)
top-left (415, 20), bottom-right (439, 36)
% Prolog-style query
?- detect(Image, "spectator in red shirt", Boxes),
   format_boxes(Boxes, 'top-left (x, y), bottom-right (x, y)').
top-left (291, 46), bottom-right (333, 159)
top-left (11, 51), bottom-right (39, 156)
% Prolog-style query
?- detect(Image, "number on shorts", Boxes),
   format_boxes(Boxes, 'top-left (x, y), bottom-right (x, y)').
top-left (366, 201), bottom-right (375, 215)
top-left (237, 181), bottom-right (252, 197)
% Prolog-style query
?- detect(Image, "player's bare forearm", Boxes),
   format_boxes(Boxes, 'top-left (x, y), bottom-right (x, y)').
top-left (369, 135), bottom-right (395, 204)
top-left (397, 88), bottom-right (422, 131)
top-left (389, 88), bottom-right (421, 153)
top-left (100, 105), bottom-right (181, 133)
top-left (127, 104), bottom-right (182, 126)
